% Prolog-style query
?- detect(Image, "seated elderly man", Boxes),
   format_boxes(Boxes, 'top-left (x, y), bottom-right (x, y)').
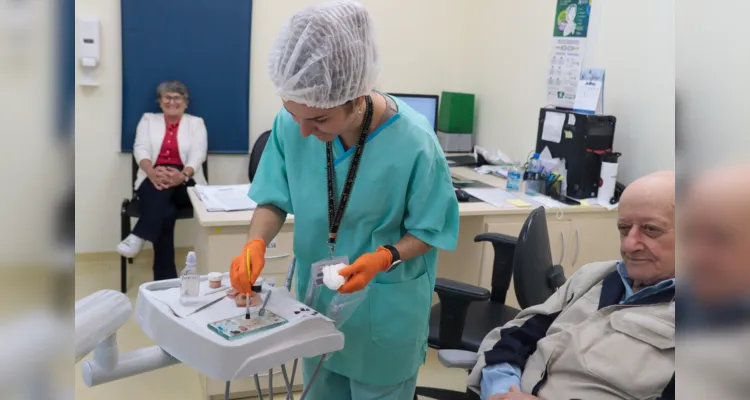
top-left (467, 171), bottom-right (676, 400)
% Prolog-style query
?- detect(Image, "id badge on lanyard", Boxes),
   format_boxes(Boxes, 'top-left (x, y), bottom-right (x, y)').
top-left (305, 256), bottom-right (350, 308)
top-left (304, 96), bottom-right (374, 308)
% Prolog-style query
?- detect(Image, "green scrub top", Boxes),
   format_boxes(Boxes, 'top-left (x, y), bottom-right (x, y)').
top-left (249, 95), bottom-right (460, 386)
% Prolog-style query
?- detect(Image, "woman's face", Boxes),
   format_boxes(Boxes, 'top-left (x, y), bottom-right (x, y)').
top-left (283, 99), bottom-right (361, 142)
top-left (159, 91), bottom-right (188, 119)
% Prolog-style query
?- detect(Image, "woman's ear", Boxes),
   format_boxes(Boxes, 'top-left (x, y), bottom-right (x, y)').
top-left (353, 96), bottom-right (365, 112)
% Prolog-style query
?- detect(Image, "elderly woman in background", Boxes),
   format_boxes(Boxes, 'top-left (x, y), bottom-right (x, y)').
top-left (117, 80), bottom-right (208, 281)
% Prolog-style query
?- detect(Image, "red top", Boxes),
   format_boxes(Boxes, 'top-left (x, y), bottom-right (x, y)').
top-left (155, 117), bottom-right (183, 167)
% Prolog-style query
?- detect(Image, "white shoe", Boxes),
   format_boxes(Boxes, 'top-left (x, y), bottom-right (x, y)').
top-left (117, 234), bottom-right (144, 258)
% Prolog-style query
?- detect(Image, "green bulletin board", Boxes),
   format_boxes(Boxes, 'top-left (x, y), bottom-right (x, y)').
top-left (553, 0), bottom-right (591, 38)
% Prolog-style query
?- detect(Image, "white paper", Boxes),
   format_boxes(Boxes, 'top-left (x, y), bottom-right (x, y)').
top-left (547, 38), bottom-right (587, 108)
top-left (542, 111), bottom-right (566, 143)
top-left (569, 197), bottom-right (619, 211)
top-left (593, 198), bottom-right (619, 211)
top-left (462, 188), bottom-right (519, 209)
top-left (475, 146), bottom-right (513, 165)
top-left (540, 146), bottom-right (554, 161)
top-left (150, 278), bottom-right (232, 318)
top-left (520, 193), bottom-right (570, 209)
top-left (573, 79), bottom-right (602, 113)
top-left (195, 184), bottom-right (257, 212)
top-left (568, 113), bottom-right (576, 125)
top-left (539, 146), bottom-right (565, 174)
top-left (474, 165), bottom-right (508, 178)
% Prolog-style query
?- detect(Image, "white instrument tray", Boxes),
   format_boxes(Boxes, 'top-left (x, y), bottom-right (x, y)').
top-left (134, 278), bottom-right (344, 381)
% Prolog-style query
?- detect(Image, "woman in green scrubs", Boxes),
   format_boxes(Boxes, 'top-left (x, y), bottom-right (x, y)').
top-left (229, 1), bottom-right (459, 398)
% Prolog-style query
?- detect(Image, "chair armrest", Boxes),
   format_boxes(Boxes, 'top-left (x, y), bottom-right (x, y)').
top-left (434, 278), bottom-right (490, 350)
top-left (120, 198), bottom-right (131, 215)
top-left (474, 233), bottom-right (517, 247)
top-left (474, 233), bottom-right (517, 304)
top-left (435, 278), bottom-right (491, 301)
top-left (437, 349), bottom-right (479, 370)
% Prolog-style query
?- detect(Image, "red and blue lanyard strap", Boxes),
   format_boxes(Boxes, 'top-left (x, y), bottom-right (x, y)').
top-left (326, 95), bottom-right (374, 258)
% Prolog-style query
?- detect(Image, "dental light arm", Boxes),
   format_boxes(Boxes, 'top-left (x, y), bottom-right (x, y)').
top-left (75, 290), bottom-right (131, 364)
top-left (76, 289), bottom-right (182, 387)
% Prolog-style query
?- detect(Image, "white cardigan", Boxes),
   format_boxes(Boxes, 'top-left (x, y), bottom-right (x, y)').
top-left (132, 112), bottom-right (208, 190)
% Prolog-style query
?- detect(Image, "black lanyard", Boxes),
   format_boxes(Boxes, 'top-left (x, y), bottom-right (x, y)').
top-left (326, 95), bottom-right (374, 256)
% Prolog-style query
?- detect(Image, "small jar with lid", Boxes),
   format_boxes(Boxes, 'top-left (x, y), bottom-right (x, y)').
top-left (207, 272), bottom-right (223, 289)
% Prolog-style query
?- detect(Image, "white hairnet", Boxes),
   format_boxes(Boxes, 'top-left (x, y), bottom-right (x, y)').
top-left (268, 0), bottom-right (380, 109)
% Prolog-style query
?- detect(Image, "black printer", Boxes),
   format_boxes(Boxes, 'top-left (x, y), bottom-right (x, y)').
top-left (535, 108), bottom-right (617, 199)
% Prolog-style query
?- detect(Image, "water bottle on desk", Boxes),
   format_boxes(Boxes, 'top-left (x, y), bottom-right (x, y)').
top-left (525, 154), bottom-right (542, 195)
top-left (528, 153), bottom-right (541, 174)
top-left (506, 163), bottom-right (522, 192)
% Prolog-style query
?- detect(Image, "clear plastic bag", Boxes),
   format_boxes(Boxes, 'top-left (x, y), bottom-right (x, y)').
top-left (326, 287), bottom-right (370, 330)
top-left (303, 275), bottom-right (321, 310)
top-left (305, 257), bottom-right (349, 309)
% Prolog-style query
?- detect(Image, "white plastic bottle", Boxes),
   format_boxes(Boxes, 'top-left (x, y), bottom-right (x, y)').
top-left (180, 251), bottom-right (201, 305)
top-left (506, 163), bottom-right (522, 192)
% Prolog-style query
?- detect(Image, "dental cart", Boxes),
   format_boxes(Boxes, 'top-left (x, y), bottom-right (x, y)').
top-left (76, 259), bottom-right (345, 400)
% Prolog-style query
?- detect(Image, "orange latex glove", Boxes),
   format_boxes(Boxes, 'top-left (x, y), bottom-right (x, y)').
top-left (230, 239), bottom-right (266, 293)
top-left (337, 246), bottom-right (393, 294)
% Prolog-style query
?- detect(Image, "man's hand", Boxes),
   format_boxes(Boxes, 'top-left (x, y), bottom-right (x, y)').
top-left (489, 386), bottom-right (539, 400)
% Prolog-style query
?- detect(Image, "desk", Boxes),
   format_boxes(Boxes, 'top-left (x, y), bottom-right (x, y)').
top-left (187, 167), bottom-right (620, 399)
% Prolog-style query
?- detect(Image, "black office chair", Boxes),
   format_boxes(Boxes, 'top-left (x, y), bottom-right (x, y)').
top-left (248, 130), bottom-right (271, 182)
top-left (119, 158), bottom-right (209, 293)
top-left (415, 207), bottom-right (566, 400)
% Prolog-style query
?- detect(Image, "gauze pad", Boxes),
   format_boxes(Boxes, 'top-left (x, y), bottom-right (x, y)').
top-left (322, 263), bottom-right (348, 291)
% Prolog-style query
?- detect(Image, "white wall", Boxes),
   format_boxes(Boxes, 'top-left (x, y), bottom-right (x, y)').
top-left (466, 0), bottom-right (675, 184)
top-left (75, 0), bottom-right (675, 253)
top-left (676, 0), bottom-right (750, 172)
top-left (74, 0), bottom-right (471, 253)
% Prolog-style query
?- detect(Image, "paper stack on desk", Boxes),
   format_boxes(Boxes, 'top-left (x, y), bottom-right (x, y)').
top-left (195, 184), bottom-right (257, 212)
top-left (463, 188), bottom-right (523, 209)
top-left (464, 188), bottom-right (573, 210)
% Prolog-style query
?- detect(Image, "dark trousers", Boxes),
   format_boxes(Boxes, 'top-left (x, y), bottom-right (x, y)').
top-left (132, 177), bottom-right (194, 281)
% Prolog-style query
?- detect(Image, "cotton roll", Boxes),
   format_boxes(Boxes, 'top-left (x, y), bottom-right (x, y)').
top-left (322, 263), bottom-right (348, 291)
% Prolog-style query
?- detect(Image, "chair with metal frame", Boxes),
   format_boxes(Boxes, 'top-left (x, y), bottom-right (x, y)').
top-left (119, 158), bottom-right (209, 293)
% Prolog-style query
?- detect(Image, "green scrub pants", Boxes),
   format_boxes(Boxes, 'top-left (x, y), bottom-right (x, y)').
top-left (301, 358), bottom-right (418, 400)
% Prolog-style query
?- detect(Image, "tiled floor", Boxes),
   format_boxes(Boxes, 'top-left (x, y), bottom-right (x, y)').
top-left (74, 250), bottom-right (469, 399)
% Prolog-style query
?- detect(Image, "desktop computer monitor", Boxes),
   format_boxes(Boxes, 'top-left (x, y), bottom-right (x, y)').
top-left (389, 93), bottom-right (439, 132)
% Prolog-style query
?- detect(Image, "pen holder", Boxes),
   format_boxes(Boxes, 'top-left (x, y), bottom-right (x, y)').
top-left (524, 179), bottom-right (545, 196)
top-left (547, 180), bottom-right (562, 197)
